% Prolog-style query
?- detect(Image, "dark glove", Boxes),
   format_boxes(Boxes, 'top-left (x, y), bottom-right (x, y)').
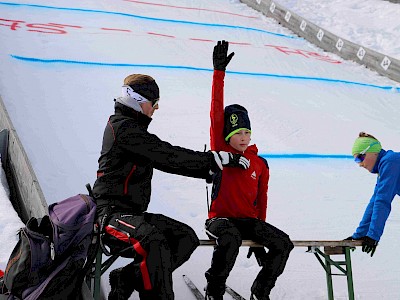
top-left (213, 40), bottom-right (235, 71)
top-left (247, 247), bottom-right (268, 267)
top-left (211, 151), bottom-right (250, 170)
top-left (343, 236), bottom-right (356, 251)
top-left (361, 236), bottom-right (378, 257)
top-left (247, 247), bottom-right (255, 259)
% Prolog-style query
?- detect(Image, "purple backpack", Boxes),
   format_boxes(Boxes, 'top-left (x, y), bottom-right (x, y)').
top-left (3, 194), bottom-right (96, 300)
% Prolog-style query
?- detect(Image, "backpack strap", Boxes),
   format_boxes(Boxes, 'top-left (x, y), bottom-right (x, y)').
top-left (98, 212), bottom-right (112, 256)
top-left (84, 183), bottom-right (112, 256)
top-left (85, 183), bottom-right (94, 198)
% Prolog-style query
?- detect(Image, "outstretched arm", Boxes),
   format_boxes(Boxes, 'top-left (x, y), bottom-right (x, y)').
top-left (210, 40), bottom-right (235, 151)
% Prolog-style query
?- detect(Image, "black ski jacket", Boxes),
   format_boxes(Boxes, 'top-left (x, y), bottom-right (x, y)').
top-left (93, 102), bottom-right (216, 215)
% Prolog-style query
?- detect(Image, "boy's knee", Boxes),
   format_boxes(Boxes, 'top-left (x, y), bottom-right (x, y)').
top-left (270, 235), bottom-right (294, 255)
top-left (280, 236), bottom-right (294, 254)
top-left (285, 237), bottom-right (294, 251)
top-left (217, 232), bottom-right (241, 249)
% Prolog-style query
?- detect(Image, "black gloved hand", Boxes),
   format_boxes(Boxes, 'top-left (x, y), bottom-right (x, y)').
top-left (361, 236), bottom-right (378, 257)
top-left (247, 247), bottom-right (268, 267)
top-left (247, 247), bottom-right (255, 259)
top-left (213, 40), bottom-right (235, 71)
top-left (211, 151), bottom-right (250, 170)
top-left (343, 236), bottom-right (356, 251)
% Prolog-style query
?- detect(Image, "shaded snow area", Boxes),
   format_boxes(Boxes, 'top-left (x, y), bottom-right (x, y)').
top-left (276, 0), bottom-right (400, 59)
top-left (0, 162), bottom-right (24, 272)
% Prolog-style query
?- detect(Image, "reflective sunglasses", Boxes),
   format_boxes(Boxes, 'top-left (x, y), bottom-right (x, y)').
top-left (152, 98), bottom-right (159, 108)
top-left (354, 153), bottom-right (366, 163)
top-left (354, 141), bottom-right (379, 163)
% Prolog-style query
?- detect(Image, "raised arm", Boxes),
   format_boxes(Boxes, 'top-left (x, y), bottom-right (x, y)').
top-left (210, 40), bottom-right (235, 151)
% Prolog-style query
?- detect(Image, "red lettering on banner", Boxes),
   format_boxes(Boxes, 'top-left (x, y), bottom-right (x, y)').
top-left (26, 23), bottom-right (82, 34)
top-left (0, 16), bottom-right (342, 64)
top-left (265, 45), bottom-right (308, 58)
top-left (265, 44), bottom-right (341, 64)
top-left (0, 18), bottom-right (25, 31)
top-left (302, 51), bottom-right (341, 64)
top-left (47, 23), bottom-right (83, 29)
top-left (26, 24), bottom-right (67, 34)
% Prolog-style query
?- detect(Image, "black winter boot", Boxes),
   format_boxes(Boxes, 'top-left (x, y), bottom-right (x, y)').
top-left (250, 292), bottom-right (270, 300)
top-left (205, 289), bottom-right (223, 300)
top-left (108, 266), bottom-right (137, 300)
top-left (205, 281), bottom-right (225, 300)
top-left (206, 295), bottom-right (223, 300)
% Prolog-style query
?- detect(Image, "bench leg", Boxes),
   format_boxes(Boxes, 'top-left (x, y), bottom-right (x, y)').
top-left (89, 248), bottom-right (121, 300)
top-left (313, 247), bottom-right (356, 300)
top-left (345, 247), bottom-right (355, 300)
top-left (324, 255), bottom-right (334, 300)
top-left (93, 247), bottom-right (103, 300)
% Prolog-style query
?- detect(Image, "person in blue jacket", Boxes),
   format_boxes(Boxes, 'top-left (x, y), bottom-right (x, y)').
top-left (347, 132), bottom-right (400, 257)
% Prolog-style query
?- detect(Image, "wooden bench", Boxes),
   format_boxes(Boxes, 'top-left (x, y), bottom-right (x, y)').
top-left (201, 239), bottom-right (362, 300)
top-left (87, 239), bottom-right (362, 300)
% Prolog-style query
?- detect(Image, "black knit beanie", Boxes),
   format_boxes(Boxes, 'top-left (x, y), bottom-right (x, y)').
top-left (223, 104), bottom-right (251, 141)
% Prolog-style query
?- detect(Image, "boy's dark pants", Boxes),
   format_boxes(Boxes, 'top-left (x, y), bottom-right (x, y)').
top-left (205, 218), bottom-right (293, 298)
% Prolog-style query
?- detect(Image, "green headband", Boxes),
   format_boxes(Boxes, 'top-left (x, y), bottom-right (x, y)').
top-left (351, 137), bottom-right (381, 156)
top-left (225, 128), bottom-right (251, 141)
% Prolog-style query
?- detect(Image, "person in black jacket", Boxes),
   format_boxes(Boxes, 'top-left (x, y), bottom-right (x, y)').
top-left (92, 74), bottom-right (250, 300)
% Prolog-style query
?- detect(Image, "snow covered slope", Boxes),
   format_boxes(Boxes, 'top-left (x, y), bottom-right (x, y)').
top-left (1, 0), bottom-right (400, 299)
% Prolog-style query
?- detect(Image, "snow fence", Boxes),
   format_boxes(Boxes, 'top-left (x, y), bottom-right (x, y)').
top-left (0, 95), bottom-right (47, 222)
top-left (240, 0), bottom-right (400, 84)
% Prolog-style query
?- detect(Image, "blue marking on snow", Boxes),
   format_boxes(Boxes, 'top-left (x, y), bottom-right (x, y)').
top-left (10, 55), bottom-right (400, 92)
top-left (260, 153), bottom-right (353, 159)
top-left (0, 2), bottom-right (299, 39)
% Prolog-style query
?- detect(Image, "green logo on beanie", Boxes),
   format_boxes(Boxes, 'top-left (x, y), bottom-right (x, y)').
top-left (230, 114), bottom-right (238, 127)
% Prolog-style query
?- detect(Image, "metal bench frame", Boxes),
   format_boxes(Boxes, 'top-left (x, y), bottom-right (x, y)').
top-left (86, 239), bottom-right (362, 300)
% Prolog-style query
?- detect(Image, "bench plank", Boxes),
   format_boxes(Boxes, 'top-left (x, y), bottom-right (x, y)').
top-left (199, 240), bottom-right (362, 247)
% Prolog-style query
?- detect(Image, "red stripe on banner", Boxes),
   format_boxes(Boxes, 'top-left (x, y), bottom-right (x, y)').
top-left (123, 0), bottom-right (258, 19)
top-left (189, 38), bottom-right (214, 42)
top-left (101, 28), bottom-right (132, 32)
top-left (105, 225), bottom-right (152, 290)
top-left (147, 32), bottom-right (175, 38)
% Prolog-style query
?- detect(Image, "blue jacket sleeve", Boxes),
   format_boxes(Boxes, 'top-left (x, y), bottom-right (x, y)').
top-left (353, 154), bottom-right (400, 241)
top-left (352, 196), bottom-right (374, 239)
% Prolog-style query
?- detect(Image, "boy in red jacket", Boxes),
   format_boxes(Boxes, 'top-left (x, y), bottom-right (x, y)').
top-left (204, 41), bottom-right (294, 300)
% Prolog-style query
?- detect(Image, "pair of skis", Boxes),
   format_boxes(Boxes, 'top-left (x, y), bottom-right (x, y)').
top-left (183, 275), bottom-right (245, 300)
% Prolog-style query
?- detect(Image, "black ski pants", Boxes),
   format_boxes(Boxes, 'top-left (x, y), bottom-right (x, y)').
top-left (104, 212), bottom-right (199, 300)
top-left (205, 217), bottom-right (293, 298)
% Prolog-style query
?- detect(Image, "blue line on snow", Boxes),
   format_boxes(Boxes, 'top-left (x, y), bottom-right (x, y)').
top-left (260, 153), bottom-right (353, 159)
top-left (0, 1), bottom-right (299, 39)
top-left (10, 55), bottom-right (400, 92)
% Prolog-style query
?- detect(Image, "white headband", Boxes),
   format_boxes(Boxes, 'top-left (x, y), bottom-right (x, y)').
top-left (122, 85), bottom-right (150, 104)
